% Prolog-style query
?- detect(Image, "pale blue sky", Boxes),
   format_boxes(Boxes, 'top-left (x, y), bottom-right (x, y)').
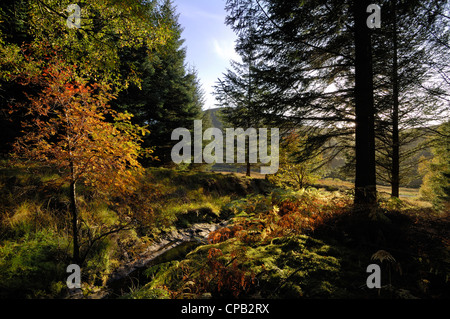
top-left (172, 0), bottom-right (240, 110)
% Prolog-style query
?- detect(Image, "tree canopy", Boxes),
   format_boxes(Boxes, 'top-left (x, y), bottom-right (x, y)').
top-left (113, 0), bottom-right (204, 166)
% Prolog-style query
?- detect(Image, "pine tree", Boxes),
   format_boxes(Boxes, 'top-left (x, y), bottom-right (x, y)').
top-left (215, 52), bottom-right (268, 176)
top-left (114, 0), bottom-right (203, 166)
top-left (353, 0), bottom-right (377, 207)
top-left (372, 0), bottom-right (449, 198)
top-left (225, 0), bottom-right (377, 206)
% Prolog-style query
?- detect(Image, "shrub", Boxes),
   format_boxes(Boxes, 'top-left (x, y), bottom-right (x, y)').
top-left (0, 230), bottom-right (70, 298)
top-left (419, 121), bottom-right (450, 211)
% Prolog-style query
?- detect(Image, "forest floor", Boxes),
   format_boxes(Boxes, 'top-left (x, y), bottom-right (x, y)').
top-left (0, 165), bottom-right (448, 299)
top-left (215, 170), bottom-right (422, 199)
top-left (118, 170), bottom-right (449, 299)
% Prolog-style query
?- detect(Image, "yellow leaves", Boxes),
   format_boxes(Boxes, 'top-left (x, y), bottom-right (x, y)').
top-left (115, 111), bottom-right (133, 122)
top-left (12, 57), bottom-right (148, 197)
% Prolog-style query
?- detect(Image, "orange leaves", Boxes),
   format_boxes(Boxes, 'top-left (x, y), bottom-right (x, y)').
top-left (208, 225), bottom-right (245, 244)
top-left (179, 190), bottom-right (352, 298)
top-left (270, 193), bottom-right (350, 237)
top-left (207, 247), bottom-right (223, 260)
top-left (277, 200), bottom-right (299, 216)
top-left (11, 55), bottom-right (150, 198)
top-left (197, 247), bottom-right (256, 298)
top-left (209, 190), bottom-right (351, 246)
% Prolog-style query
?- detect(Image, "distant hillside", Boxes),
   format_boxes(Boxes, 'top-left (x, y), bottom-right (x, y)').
top-left (203, 108), bottom-right (434, 188)
top-left (204, 107), bottom-right (251, 174)
top-left (204, 107), bottom-right (225, 130)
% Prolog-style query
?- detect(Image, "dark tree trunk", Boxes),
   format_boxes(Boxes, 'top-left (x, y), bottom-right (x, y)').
top-left (353, 0), bottom-right (377, 207)
top-left (391, 2), bottom-right (400, 199)
top-left (70, 161), bottom-right (80, 264)
top-left (246, 161), bottom-right (251, 177)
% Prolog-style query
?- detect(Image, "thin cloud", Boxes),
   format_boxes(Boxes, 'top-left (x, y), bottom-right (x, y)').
top-left (212, 38), bottom-right (240, 62)
top-left (174, 0), bottom-right (241, 110)
top-left (184, 9), bottom-right (224, 22)
top-left (176, 2), bottom-right (225, 22)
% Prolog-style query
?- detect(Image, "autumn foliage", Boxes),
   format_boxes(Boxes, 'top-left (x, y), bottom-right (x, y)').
top-left (176, 246), bottom-right (256, 299)
top-left (208, 188), bottom-right (352, 245)
top-left (185, 189), bottom-right (352, 298)
top-left (10, 53), bottom-right (151, 262)
top-left (199, 248), bottom-right (256, 298)
top-left (11, 56), bottom-right (150, 195)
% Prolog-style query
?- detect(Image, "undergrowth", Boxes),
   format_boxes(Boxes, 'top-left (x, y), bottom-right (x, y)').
top-left (129, 187), bottom-right (449, 299)
top-left (0, 163), bottom-right (268, 298)
top-left (1, 162), bottom-right (448, 299)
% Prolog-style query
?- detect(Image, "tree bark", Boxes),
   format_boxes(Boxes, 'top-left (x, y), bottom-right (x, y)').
top-left (391, 2), bottom-right (400, 199)
top-left (353, 0), bottom-right (377, 207)
top-left (70, 161), bottom-right (80, 264)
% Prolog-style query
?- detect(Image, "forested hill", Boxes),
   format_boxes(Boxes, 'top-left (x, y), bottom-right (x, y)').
top-left (204, 108), bottom-right (225, 130)
top-left (204, 107), bottom-right (434, 188)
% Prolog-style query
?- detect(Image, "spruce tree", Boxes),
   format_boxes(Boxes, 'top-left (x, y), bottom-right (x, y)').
top-left (225, 0), bottom-right (377, 206)
top-left (114, 0), bottom-right (204, 166)
top-left (215, 53), bottom-right (268, 176)
top-left (372, 0), bottom-right (449, 198)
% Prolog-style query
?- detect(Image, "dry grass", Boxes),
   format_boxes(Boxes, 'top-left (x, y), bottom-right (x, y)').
top-left (213, 170), bottom-right (267, 180)
top-left (214, 172), bottom-right (424, 201)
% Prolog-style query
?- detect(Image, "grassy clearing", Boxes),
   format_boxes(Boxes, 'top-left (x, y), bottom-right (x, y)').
top-left (140, 168), bottom-right (272, 232)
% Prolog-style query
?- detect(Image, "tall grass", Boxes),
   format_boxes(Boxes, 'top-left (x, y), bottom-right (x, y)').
top-left (0, 163), bottom-right (267, 297)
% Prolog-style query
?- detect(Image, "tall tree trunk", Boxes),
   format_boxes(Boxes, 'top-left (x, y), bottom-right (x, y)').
top-left (70, 161), bottom-right (80, 264)
top-left (391, 2), bottom-right (400, 198)
top-left (353, 0), bottom-right (377, 207)
top-left (247, 51), bottom-right (253, 179)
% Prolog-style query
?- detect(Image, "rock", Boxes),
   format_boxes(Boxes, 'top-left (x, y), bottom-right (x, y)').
top-left (90, 220), bottom-right (231, 299)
